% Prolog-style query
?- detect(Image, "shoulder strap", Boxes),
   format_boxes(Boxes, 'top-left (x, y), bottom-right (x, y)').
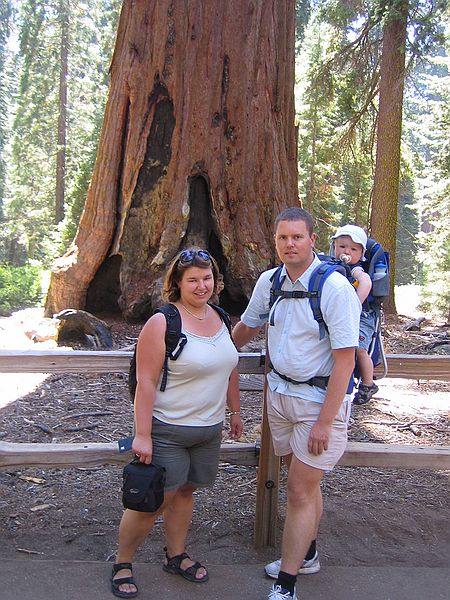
top-left (308, 261), bottom-right (348, 340)
top-left (209, 303), bottom-right (232, 336)
top-left (269, 265), bottom-right (285, 310)
top-left (154, 303), bottom-right (187, 391)
top-left (129, 304), bottom-right (187, 400)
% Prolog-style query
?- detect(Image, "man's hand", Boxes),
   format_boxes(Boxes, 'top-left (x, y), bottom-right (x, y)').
top-left (307, 420), bottom-right (331, 455)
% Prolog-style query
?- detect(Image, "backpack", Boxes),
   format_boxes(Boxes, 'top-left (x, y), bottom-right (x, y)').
top-left (328, 237), bottom-right (390, 312)
top-left (268, 239), bottom-right (389, 375)
top-left (269, 239), bottom-right (389, 337)
top-left (268, 258), bottom-right (352, 340)
top-left (358, 238), bottom-right (390, 313)
top-left (267, 259), bottom-right (356, 393)
top-left (128, 303), bottom-right (233, 402)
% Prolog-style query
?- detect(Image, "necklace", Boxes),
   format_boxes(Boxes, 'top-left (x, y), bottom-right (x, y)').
top-left (180, 302), bottom-right (208, 320)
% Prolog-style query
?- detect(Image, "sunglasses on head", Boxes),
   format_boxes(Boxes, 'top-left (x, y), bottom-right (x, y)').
top-left (179, 249), bottom-right (211, 265)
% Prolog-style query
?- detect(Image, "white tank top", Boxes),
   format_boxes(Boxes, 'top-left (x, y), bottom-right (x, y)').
top-left (153, 323), bottom-right (239, 426)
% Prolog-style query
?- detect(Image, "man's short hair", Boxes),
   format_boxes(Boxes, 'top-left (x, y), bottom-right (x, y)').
top-left (274, 207), bottom-right (314, 236)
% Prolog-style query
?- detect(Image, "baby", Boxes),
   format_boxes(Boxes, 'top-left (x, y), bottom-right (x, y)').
top-left (331, 224), bottom-right (379, 404)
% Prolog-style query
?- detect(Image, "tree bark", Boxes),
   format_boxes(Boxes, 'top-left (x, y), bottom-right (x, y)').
top-left (45, 0), bottom-right (298, 319)
top-left (370, 1), bottom-right (408, 315)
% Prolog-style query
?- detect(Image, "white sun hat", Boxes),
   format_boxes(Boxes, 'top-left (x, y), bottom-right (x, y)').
top-left (331, 224), bottom-right (367, 252)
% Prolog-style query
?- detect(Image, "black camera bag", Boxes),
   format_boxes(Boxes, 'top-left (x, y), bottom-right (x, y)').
top-left (122, 458), bottom-right (166, 512)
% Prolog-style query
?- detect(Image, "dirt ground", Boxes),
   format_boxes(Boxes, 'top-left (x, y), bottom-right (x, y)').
top-left (0, 310), bottom-right (449, 569)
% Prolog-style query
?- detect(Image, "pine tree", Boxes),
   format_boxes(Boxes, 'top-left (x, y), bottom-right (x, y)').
top-left (4, 0), bottom-right (121, 264)
top-left (0, 0), bottom-right (13, 225)
top-left (396, 173), bottom-right (419, 285)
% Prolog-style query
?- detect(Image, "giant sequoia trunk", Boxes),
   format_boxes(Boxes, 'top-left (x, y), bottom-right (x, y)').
top-left (45, 0), bottom-right (297, 320)
top-left (370, 1), bottom-right (408, 315)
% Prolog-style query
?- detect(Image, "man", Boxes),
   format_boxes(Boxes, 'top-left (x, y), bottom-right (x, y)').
top-left (233, 207), bottom-right (361, 600)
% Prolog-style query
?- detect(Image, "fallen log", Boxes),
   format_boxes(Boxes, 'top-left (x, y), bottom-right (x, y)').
top-left (55, 309), bottom-right (113, 349)
top-left (404, 316), bottom-right (426, 331)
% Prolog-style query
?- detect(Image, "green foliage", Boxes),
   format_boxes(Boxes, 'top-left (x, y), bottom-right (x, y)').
top-left (296, 0), bottom-right (449, 306)
top-left (296, 7), bottom-right (378, 249)
top-left (0, 263), bottom-right (44, 314)
top-left (1, 0), bottom-right (121, 264)
top-left (403, 16), bottom-right (450, 319)
top-left (418, 189), bottom-right (450, 320)
top-left (417, 50), bottom-right (450, 320)
top-left (295, 0), bottom-right (312, 51)
top-left (0, 0), bottom-right (13, 220)
top-left (61, 0), bottom-right (122, 250)
top-left (396, 174), bottom-right (419, 285)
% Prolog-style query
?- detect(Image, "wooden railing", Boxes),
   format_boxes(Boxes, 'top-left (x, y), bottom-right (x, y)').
top-left (1, 349), bottom-right (449, 380)
top-left (0, 350), bottom-right (448, 470)
top-left (1, 349), bottom-right (449, 547)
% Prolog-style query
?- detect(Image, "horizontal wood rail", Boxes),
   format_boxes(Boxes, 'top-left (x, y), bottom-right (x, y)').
top-left (1, 440), bottom-right (449, 471)
top-left (0, 350), bottom-right (449, 381)
top-left (1, 347), bottom-right (448, 548)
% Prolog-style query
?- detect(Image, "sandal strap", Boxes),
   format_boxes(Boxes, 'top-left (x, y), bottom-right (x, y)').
top-left (164, 546), bottom-right (192, 568)
top-left (359, 383), bottom-right (375, 392)
top-left (112, 562), bottom-right (133, 575)
top-left (183, 561), bottom-right (202, 576)
top-left (166, 551), bottom-right (190, 568)
top-left (113, 576), bottom-right (135, 585)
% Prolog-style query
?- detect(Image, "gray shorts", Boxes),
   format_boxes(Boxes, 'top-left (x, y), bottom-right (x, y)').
top-left (359, 311), bottom-right (377, 350)
top-left (151, 418), bottom-right (223, 491)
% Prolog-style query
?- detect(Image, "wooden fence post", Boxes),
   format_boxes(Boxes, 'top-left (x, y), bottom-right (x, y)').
top-left (254, 327), bottom-right (280, 548)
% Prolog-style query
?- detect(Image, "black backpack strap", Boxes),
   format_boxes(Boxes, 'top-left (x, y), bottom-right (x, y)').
top-left (128, 347), bottom-right (138, 401)
top-left (268, 266), bottom-right (284, 310)
top-left (267, 264), bottom-right (320, 326)
top-left (262, 266), bottom-right (286, 324)
top-left (154, 304), bottom-right (187, 392)
top-left (209, 303), bottom-right (232, 336)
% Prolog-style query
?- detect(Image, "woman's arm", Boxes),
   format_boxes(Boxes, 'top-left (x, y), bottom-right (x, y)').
top-left (132, 312), bottom-right (167, 463)
top-left (226, 367), bottom-right (243, 439)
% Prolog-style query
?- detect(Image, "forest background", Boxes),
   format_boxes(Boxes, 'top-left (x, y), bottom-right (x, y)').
top-left (0, 0), bottom-right (448, 321)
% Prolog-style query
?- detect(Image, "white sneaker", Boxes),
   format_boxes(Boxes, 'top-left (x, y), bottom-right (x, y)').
top-left (264, 551), bottom-right (320, 578)
top-left (268, 584), bottom-right (298, 599)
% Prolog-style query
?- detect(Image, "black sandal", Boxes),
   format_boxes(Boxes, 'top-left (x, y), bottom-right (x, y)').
top-left (162, 547), bottom-right (209, 583)
top-left (353, 383), bottom-right (379, 405)
top-left (111, 562), bottom-right (138, 598)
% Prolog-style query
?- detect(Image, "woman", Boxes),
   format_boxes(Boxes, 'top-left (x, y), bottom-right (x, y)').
top-left (111, 249), bottom-right (243, 598)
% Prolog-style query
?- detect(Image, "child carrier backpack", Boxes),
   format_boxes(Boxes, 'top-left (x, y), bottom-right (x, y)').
top-left (329, 237), bottom-right (390, 316)
top-left (128, 303), bottom-right (232, 402)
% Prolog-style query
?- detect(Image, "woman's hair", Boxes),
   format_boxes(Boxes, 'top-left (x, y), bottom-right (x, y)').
top-left (162, 248), bottom-right (220, 302)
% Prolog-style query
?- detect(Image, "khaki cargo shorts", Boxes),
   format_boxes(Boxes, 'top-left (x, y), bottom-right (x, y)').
top-left (267, 389), bottom-right (352, 471)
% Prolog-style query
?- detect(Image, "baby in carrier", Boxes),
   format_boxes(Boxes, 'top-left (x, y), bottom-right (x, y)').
top-left (332, 224), bottom-right (379, 404)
